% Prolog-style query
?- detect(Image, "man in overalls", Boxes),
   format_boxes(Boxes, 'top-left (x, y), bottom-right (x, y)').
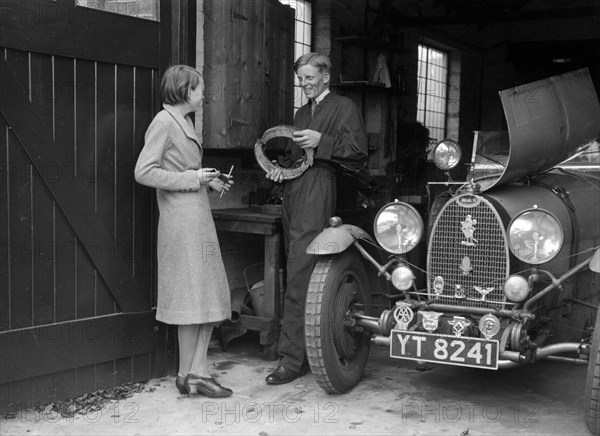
top-left (265, 52), bottom-right (368, 384)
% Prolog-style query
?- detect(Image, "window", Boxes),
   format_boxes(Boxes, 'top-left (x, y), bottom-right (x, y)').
top-left (417, 44), bottom-right (448, 143)
top-left (279, 0), bottom-right (312, 112)
top-left (77, 0), bottom-right (159, 21)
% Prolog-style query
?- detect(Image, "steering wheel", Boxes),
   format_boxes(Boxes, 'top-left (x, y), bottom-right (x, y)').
top-left (254, 125), bottom-right (314, 180)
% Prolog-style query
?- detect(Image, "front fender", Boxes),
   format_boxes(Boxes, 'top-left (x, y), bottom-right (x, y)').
top-left (307, 224), bottom-right (375, 255)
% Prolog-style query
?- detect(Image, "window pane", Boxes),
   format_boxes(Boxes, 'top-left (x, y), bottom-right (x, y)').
top-left (417, 77), bottom-right (426, 96)
top-left (302, 1), bottom-right (311, 23)
top-left (416, 44), bottom-right (448, 139)
top-left (432, 112), bottom-right (443, 129)
top-left (294, 20), bottom-right (303, 44)
top-left (304, 22), bottom-right (311, 46)
top-left (77, 0), bottom-right (159, 21)
top-left (280, 0), bottom-right (312, 113)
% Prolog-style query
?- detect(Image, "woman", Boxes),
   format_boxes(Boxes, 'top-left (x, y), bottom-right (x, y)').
top-left (135, 65), bottom-right (234, 398)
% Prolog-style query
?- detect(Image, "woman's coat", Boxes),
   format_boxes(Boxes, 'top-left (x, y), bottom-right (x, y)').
top-left (135, 104), bottom-right (231, 325)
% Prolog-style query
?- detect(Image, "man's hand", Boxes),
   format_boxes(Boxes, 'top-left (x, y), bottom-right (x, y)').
top-left (266, 166), bottom-right (284, 183)
top-left (292, 129), bottom-right (321, 149)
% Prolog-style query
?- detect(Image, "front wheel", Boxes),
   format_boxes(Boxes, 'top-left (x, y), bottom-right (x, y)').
top-left (305, 250), bottom-right (371, 393)
top-left (585, 311), bottom-right (600, 435)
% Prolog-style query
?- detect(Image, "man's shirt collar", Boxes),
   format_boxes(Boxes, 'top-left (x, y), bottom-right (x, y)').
top-left (313, 88), bottom-right (330, 106)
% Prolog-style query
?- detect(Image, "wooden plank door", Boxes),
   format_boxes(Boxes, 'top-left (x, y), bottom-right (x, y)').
top-left (203, 0), bottom-right (294, 149)
top-left (0, 0), bottom-right (177, 410)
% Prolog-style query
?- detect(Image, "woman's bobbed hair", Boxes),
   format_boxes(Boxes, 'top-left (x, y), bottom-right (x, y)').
top-left (160, 65), bottom-right (202, 105)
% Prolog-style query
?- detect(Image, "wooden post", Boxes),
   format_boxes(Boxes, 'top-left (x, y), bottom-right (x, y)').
top-left (160, 0), bottom-right (197, 73)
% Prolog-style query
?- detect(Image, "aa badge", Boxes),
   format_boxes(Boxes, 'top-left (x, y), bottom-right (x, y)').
top-left (392, 302), bottom-right (414, 331)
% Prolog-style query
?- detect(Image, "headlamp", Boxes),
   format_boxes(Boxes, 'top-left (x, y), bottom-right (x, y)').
top-left (503, 275), bottom-right (530, 302)
top-left (508, 208), bottom-right (564, 264)
top-left (373, 202), bottom-right (424, 254)
top-left (391, 265), bottom-right (415, 291)
top-left (430, 139), bottom-right (462, 170)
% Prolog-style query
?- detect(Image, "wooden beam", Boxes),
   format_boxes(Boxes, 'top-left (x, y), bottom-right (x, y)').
top-left (394, 6), bottom-right (599, 27)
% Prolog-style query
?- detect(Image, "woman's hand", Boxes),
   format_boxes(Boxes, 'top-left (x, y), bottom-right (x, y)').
top-left (197, 168), bottom-right (221, 185)
top-left (209, 177), bottom-right (234, 194)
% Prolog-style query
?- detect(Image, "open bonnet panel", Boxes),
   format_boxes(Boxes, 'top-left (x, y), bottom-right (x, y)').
top-left (470, 68), bottom-right (600, 191)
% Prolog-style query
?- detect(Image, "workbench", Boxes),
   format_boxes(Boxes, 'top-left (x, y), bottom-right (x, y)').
top-left (212, 207), bottom-right (283, 360)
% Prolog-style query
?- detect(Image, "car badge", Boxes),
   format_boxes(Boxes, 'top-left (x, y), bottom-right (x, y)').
top-left (459, 256), bottom-right (473, 275)
top-left (421, 311), bottom-right (443, 333)
top-left (393, 302), bottom-right (414, 331)
top-left (454, 284), bottom-right (466, 299)
top-left (448, 316), bottom-right (471, 337)
top-left (460, 214), bottom-right (478, 246)
top-left (433, 276), bottom-right (444, 296)
top-left (479, 314), bottom-right (500, 339)
top-left (474, 285), bottom-right (495, 301)
top-left (457, 194), bottom-right (481, 208)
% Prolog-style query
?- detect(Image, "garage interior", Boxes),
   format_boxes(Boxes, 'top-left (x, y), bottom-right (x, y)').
top-left (1, 0), bottom-right (599, 414)
top-left (199, 0), bottom-right (600, 302)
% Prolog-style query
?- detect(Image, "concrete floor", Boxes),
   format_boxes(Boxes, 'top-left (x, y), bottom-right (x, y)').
top-left (0, 333), bottom-right (592, 435)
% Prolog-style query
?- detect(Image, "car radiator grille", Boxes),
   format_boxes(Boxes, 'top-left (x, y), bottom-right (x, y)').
top-left (427, 194), bottom-right (509, 308)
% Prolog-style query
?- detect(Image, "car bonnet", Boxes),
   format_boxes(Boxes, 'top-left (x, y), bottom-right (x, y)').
top-left (472, 68), bottom-right (600, 191)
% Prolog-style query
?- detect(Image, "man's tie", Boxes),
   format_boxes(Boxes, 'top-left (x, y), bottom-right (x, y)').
top-left (311, 100), bottom-right (316, 118)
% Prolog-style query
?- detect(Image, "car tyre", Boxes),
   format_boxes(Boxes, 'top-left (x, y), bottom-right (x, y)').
top-left (305, 251), bottom-right (371, 394)
top-left (585, 311), bottom-right (600, 435)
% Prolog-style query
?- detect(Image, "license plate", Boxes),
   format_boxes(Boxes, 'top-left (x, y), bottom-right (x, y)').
top-left (390, 330), bottom-right (499, 369)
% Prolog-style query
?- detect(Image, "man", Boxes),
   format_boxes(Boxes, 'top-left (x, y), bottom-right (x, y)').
top-left (265, 52), bottom-right (368, 384)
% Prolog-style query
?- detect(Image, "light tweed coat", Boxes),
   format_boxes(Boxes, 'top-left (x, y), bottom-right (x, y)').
top-left (134, 104), bottom-right (231, 325)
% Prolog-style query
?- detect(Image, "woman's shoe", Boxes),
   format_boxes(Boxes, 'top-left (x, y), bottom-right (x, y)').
top-left (175, 375), bottom-right (187, 395)
top-left (184, 373), bottom-right (233, 398)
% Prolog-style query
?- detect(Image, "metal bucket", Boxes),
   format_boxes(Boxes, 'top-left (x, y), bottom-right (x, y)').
top-left (244, 262), bottom-right (285, 318)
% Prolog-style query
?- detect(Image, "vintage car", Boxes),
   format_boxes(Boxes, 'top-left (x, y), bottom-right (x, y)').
top-left (303, 68), bottom-right (600, 434)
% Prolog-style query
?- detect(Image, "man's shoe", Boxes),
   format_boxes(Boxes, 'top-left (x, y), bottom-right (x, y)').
top-left (265, 366), bottom-right (302, 385)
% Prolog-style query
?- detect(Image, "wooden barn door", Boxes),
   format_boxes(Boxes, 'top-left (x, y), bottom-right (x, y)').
top-left (0, 0), bottom-right (186, 409)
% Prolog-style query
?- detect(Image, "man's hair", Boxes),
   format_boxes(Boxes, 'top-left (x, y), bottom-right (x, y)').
top-left (293, 52), bottom-right (331, 74)
top-left (160, 65), bottom-right (202, 105)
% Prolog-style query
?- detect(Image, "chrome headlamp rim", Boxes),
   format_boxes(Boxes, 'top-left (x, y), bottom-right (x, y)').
top-left (507, 207), bottom-right (565, 265)
top-left (430, 139), bottom-right (462, 170)
top-left (373, 201), bottom-right (424, 254)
